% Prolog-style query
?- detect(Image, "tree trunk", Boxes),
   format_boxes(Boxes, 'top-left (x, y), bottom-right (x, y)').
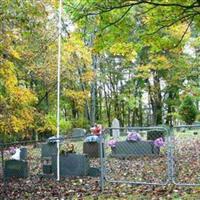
top-left (103, 84), bottom-right (111, 127)
top-left (147, 73), bottom-right (162, 125)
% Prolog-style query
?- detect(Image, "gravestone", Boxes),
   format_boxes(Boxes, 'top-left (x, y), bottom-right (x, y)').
top-left (4, 160), bottom-right (29, 179)
top-left (41, 143), bottom-right (57, 158)
top-left (88, 167), bottom-right (101, 177)
top-left (83, 142), bottom-right (104, 158)
top-left (111, 118), bottom-right (120, 139)
top-left (111, 141), bottom-right (159, 158)
top-left (42, 157), bottom-right (52, 174)
top-left (20, 147), bottom-right (27, 160)
top-left (72, 128), bottom-right (86, 138)
top-left (52, 153), bottom-right (90, 177)
top-left (41, 142), bottom-right (57, 175)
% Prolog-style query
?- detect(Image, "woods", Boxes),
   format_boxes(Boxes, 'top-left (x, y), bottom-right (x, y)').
top-left (1, 0), bottom-right (200, 140)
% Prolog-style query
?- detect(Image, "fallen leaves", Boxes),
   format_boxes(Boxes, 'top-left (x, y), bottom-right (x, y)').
top-left (0, 135), bottom-right (200, 199)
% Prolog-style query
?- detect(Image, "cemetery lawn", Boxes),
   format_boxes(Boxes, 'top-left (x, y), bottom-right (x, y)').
top-left (1, 130), bottom-right (200, 199)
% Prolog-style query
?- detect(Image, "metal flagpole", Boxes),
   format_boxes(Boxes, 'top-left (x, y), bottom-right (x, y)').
top-left (57, 0), bottom-right (62, 181)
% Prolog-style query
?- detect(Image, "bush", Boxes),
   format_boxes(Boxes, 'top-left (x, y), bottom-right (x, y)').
top-left (37, 114), bottom-right (72, 135)
top-left (72, 117), bottom-right (90, 129)
top-left (60, 119), bottom-right (72, 135)
top-left (179, 96), bottom-right (198, 125)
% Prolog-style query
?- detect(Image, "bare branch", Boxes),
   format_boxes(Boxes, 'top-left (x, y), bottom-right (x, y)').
top-left (147, 13), bottom-right (194, 35)
top-left (74, 1), bottom-right (146, 21)
top-left (100, 6), bottom-right (133, 31)
top-left (139, 0), bottom-right (198, 9)
top-left (76, 0), bottom-right (198, 20)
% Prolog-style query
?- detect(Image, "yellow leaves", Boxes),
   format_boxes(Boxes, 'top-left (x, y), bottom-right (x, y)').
top-left (0, 60), bottom-right (17, 90)
top-left (136, 55), bottom-right (172, 78)
top-left (168, 23), bottom-right (191, 39)
top-left (43, 0), bottom-right (58, 8)
top-left (0, 107), bottom-right (35, 134)
top-left (136, 64), bottom-right (152, 79)
top-left (63, 33), bottom-right (92, 67)
top-left (0, 59), bottom-right (37, 135)
top-left (142, 15), bottom-right (151, 24)
top-left (9, 48), bottom-right (21, 59)
top-left (109, 42), bottom-right (137, 61)
top-left (65, 89), bottom-right (90, 111)
top-left (151, 55), bottom-right (172, 70)
top-left (81, 71), bottom-right (95, 83)
top-left (10, 115), bottom-right (25, 133)
top-left (154, 55), bottom-right (167, 63)
top-left (0, 60), bottom-right (37, 105)
top-left (11, 88), bottom-right (37, 106)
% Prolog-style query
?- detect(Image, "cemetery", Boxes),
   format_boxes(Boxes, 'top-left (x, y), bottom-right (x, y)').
top-left (1, 0), bottom-right (200, 199)
top-left (1, 125), bottom-right (200, 199)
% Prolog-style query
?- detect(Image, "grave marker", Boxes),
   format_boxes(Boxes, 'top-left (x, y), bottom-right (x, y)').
top-left (111, 118), bottom-right (120, 139)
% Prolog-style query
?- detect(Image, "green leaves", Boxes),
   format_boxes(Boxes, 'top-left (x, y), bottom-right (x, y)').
top-left (179, 95), bottom-right (198, 124)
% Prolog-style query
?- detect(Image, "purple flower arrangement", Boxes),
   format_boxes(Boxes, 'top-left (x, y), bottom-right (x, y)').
top-left (108, 132), bottom-right (165, 149)
top-left (153, 137), bottom-right (165, 147)
top-left (127, 131), bottom-right (142, 142)
top-left (108, 139), bottom-right (118, 148)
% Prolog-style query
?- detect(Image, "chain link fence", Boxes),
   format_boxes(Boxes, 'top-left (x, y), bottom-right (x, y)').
top-left (0, 125), bottom-right (200, 198)
top-left (0, 140), bottom-right (43, 199)
top-left (172, 125), bottom-right (200, 186)
top-left (101, 126), bottom-right (171, 187)
top-left (0, 130), bottom-right (102, 199)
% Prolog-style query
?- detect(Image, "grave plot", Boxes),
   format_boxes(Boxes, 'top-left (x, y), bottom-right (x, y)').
top-left (104, 127), bottom-right (169, 184)
top-left (40, 135), bottom-right (102, 178)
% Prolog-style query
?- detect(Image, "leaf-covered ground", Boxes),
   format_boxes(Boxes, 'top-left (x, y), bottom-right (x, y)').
top-left (0, 177), bottom-right (200, 199)
top-left (0, 132), bottom-right (200, 199)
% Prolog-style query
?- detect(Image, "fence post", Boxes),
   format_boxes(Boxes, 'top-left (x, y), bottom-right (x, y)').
top-left (166, 126), bottom-right (174, 183)
top-left (99, 133), bottom-right (105, 192)
top-left (170, 126), bottom-right (175, 183)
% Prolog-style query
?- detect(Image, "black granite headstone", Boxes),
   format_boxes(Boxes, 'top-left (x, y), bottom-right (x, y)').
top-left (111, 141), bottom-right (159, 158)
top-left (20, 147), bottom-right (27, 160)
top-left (52, 153), bottom-right (90, 177)
top-left (42, 157), bottom-right (52, 174)
top-left (83, 142), bottom-right (104, 158)
top-left (4, 160), bottom-right (28, 179)
top-left (41, 143), bottom-right (57, 158)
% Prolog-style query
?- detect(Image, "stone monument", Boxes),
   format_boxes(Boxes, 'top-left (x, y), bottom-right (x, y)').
top-left (111, 118), bottom-right (120, 139)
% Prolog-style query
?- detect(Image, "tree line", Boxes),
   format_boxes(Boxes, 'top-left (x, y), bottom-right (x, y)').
top-left (0, 0), bottom-right (199, 141)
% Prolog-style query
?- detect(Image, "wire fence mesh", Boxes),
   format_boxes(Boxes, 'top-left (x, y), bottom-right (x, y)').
top-left (102, 126), bottom-right (170, 186)
top-left (0, 141), bottom-right (44, 199)
top-left (172, 125), bottom-right (200, 186)
top-left (0, 132), bottom-right (102, 199)
top-left (0, 125), bottom-right (200, 198)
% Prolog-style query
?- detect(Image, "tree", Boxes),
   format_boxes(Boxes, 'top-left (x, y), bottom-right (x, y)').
top-left (65, 0), bottom-right (199, 126)
top-left (0, 0), bottom-right (57, 139)
top-left (179, 95), bottom-right (198, 124)
top-left (66, 0), bottom-right (200, 43)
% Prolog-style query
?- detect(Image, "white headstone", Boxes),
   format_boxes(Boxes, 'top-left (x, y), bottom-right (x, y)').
top-left (111, 118), bottom-right (120, 139)
top-left (10, 148), bottom-right (21, 160)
